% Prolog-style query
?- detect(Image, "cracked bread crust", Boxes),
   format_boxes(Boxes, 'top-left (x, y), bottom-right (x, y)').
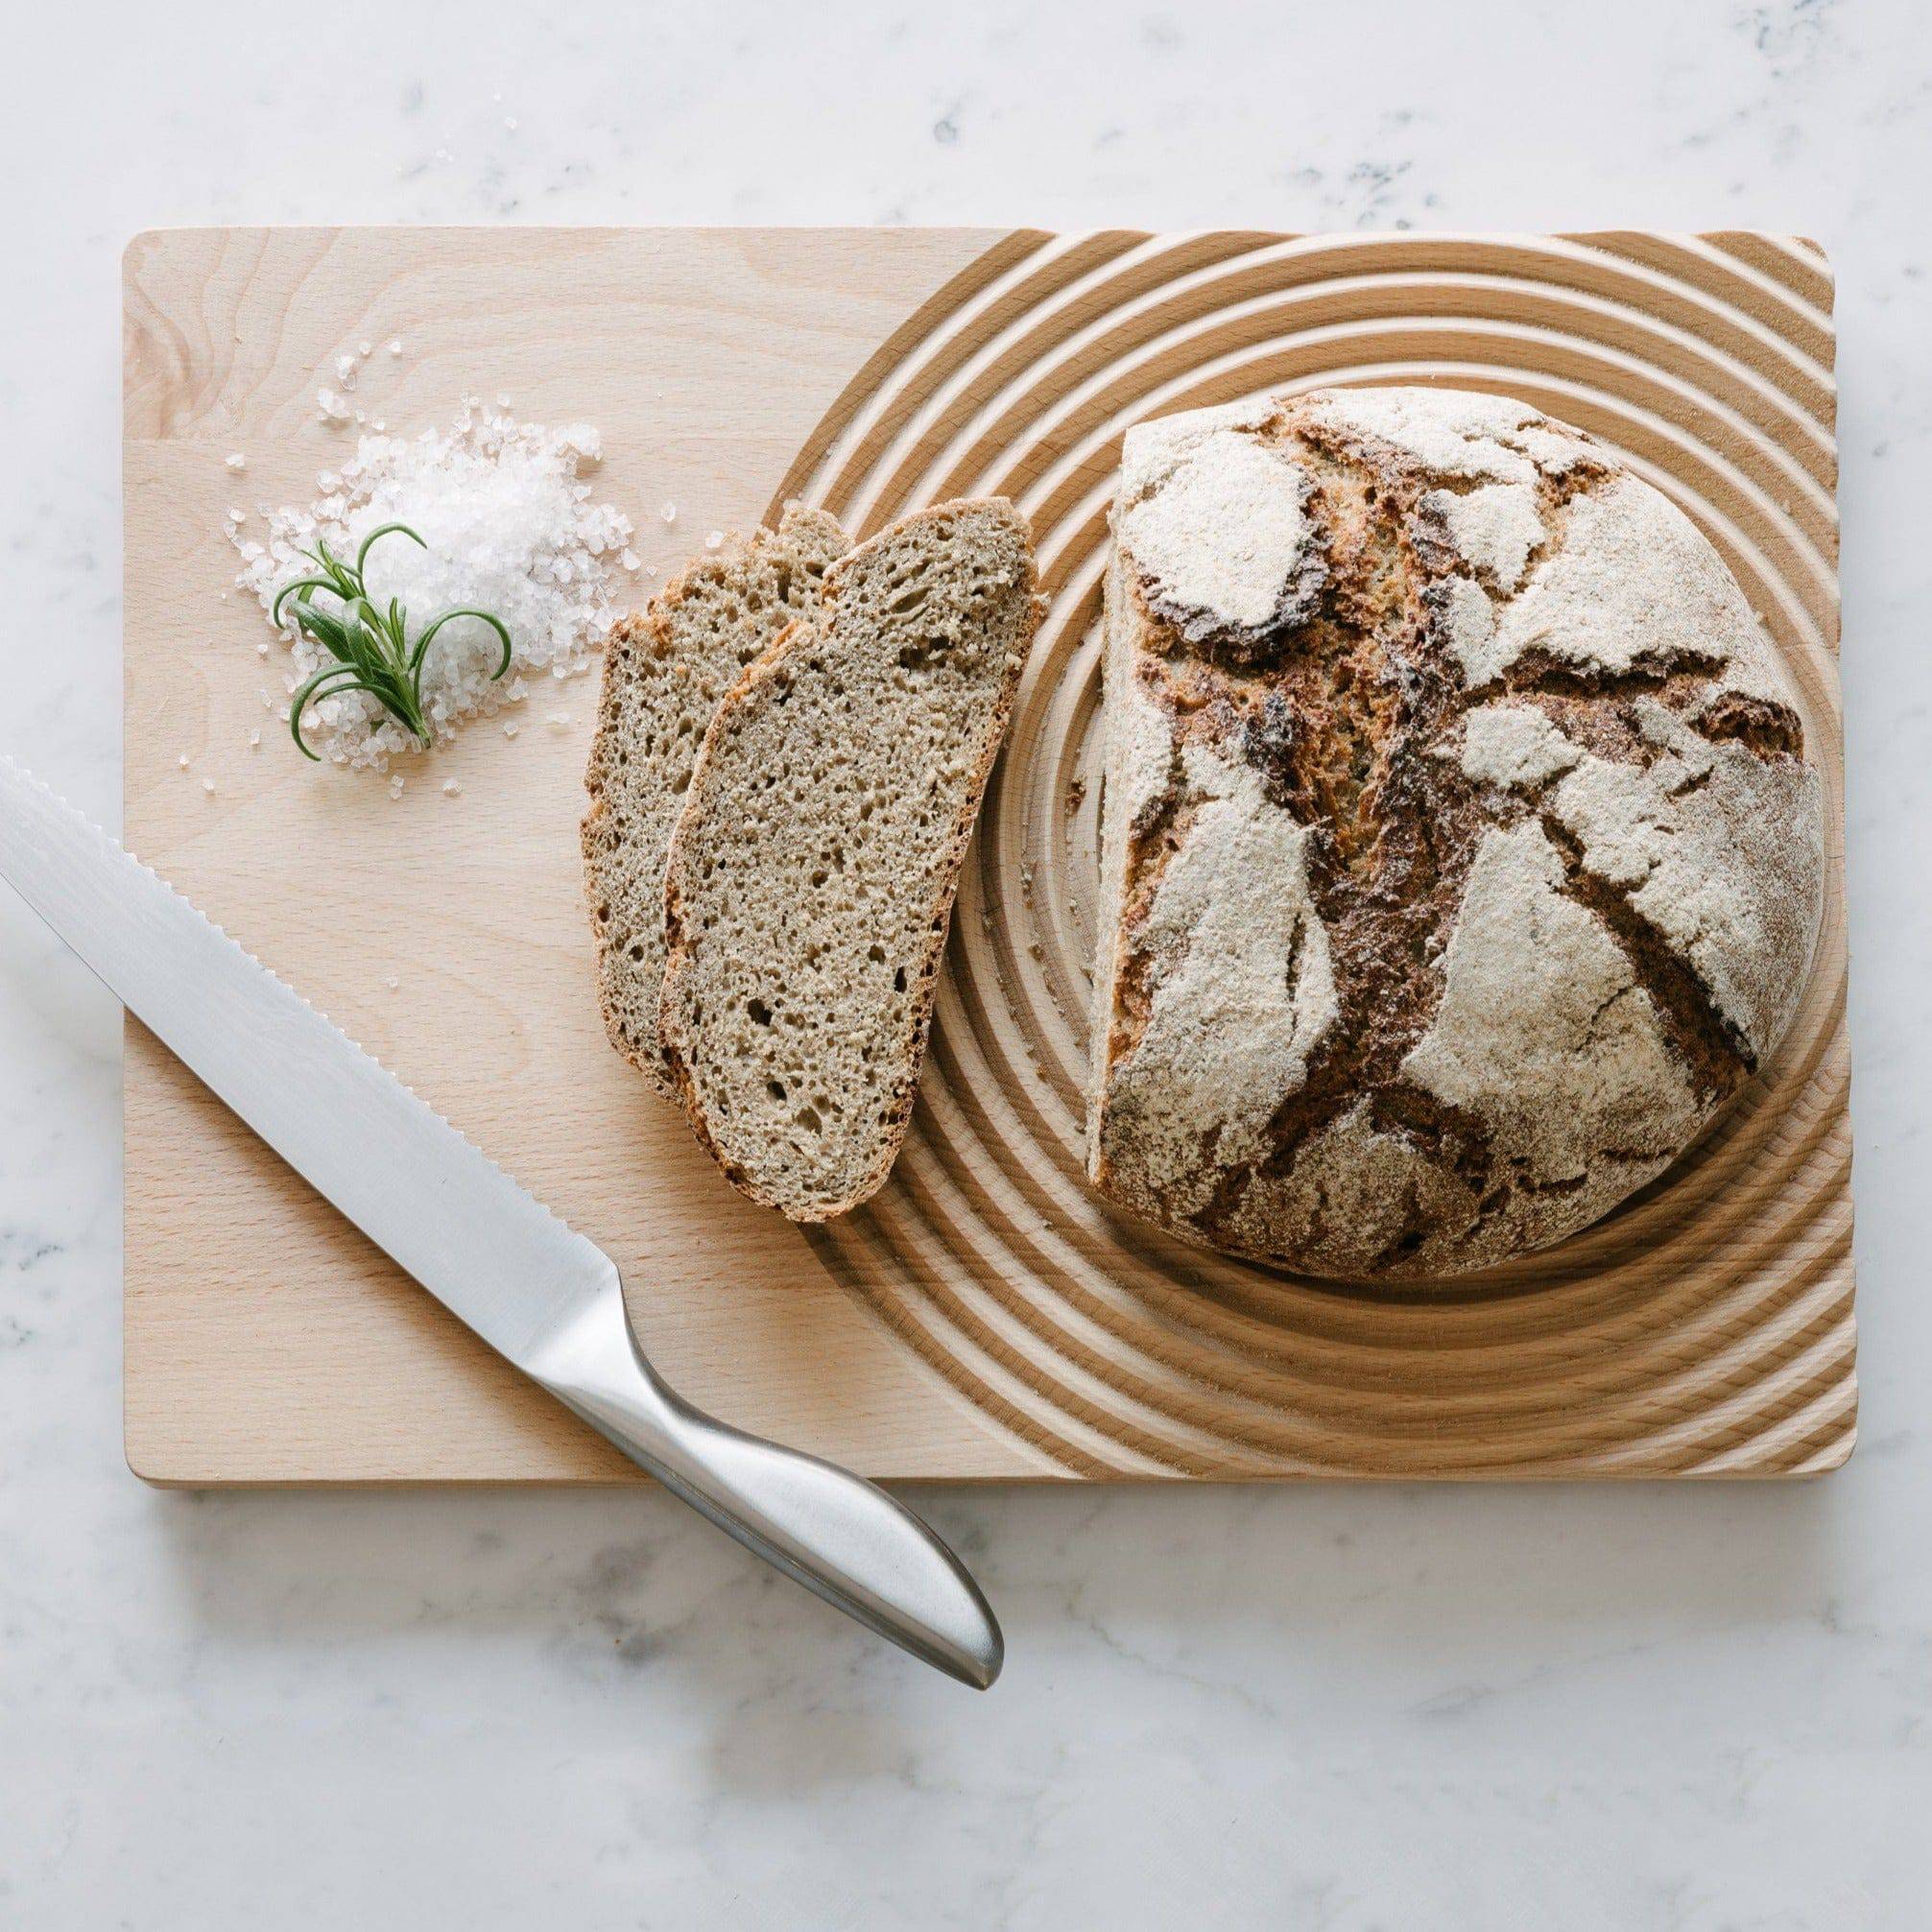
top-left (1087, 386), bottom-right (1826, 1281)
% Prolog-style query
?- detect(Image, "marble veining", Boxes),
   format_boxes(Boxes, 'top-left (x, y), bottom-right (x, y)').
top-left (2, 0), bottom-right (1928, 1924)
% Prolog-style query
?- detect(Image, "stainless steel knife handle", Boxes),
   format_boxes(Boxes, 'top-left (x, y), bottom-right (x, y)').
top-left (528, 1285), bottom-right (1003, 1689)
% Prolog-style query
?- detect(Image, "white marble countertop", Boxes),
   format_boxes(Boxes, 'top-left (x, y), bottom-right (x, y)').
top-left (3, 1), bottom-right (1927, 1923)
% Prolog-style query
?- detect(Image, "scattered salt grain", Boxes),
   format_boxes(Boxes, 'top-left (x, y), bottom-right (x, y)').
top-left (227, 506), bottom-right (246, 524)
top-left (202, 778), bottom-right (215, 795)
top-left (229, 398), bottom-right (632, 771)
top-left (388, 339), bottom-right (404, 356)
top-left (316, 388), bottom-right (352, 423)
top-left (256, 641), bottom-right (269, 657)
top-left (389, 775), bottom-right (405, 799)
top-left (704, 530), bottom-right (723, 551)
top-left (441, 779), bottom-right (463, 797)
top-left (546, 710), bottom-right (571, 730)
top-left (335, 355), bottom-right (359, 390)
top-left (386, 975), bottom-right (399, 990)
top-left (620, 548), bottom-right (640, 571)
top-left (505, 116), bottom-right (518, 131)
top-left (502, 722), bottom-right (519, 738)
top-left (359, 341), bottom-right (373, 358)
top-left (660, 501), bottom-right (677, 525)
top-left (226, 453), bottom-right (247, 472)
top-left (178, 753), bottom-right (190, 770)
top-left (249, 730), bottom-right (260, 750)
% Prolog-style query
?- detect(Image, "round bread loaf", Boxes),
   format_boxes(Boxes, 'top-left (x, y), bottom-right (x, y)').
top-left (1085, 386), bottom-right (1826, 1280)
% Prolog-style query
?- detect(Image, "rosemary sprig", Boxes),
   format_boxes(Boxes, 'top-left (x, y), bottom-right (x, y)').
top-left (272, 522), bottom-right (513, 760)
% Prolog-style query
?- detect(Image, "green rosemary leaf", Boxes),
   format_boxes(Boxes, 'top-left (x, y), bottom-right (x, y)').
top-left (288, 600), bottom-right (349, 656)
top-left (271, 521), bottom-right (513, 760)
top-left (289, 665), bottom-right (374, 760)
top-left (355, 522), bottom-right (426, 577)
top-left (409, 608), bottom-right (513, 680)
top-left (272, 575), bottom-right (337, 629)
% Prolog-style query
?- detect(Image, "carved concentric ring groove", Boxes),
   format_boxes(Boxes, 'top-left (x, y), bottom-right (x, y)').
top-left (768, 232), bottom-right (1851, 1480)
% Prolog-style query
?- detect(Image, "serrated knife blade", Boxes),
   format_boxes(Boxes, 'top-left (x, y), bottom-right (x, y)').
top-left (0, 754), bottom-right (1001, 1688)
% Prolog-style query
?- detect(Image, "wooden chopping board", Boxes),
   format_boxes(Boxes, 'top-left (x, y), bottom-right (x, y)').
top-left (122, 227), bottom-right (1852, 1484)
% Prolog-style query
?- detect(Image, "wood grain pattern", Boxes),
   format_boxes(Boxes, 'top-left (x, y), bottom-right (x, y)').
top-left (123, 228), bottom-right (1851, 1484)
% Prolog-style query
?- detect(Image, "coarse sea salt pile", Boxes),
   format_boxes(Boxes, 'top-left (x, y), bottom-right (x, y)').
top-left (230, 398), bottom-right (632, 770)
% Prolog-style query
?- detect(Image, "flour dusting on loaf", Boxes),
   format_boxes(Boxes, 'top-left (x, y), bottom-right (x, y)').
top-left (1398, 822), bottom-right (1702, 1193)
top-left (1117, 425), bottom-right (1324, 638)
top-left (1424, 483), bottom-right (1544, 591)
top-left (1097, 743), bottom-right (1338, 1220)
top-left (1087, 385), bottom-right (1825, 1279)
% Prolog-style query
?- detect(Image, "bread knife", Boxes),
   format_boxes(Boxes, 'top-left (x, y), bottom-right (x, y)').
top-left (0, 754), bottom-right (1002, 1688)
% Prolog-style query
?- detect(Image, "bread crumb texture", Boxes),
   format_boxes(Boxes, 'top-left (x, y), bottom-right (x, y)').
top-left (582, 503), bottom-right (847, 1093)
top-left (660, 498), bottom-right (1042, 1220)
top-left (1089, 386), bottom-right (1825, 1280)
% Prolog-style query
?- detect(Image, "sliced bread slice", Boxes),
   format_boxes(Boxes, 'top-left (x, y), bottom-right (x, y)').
top-left (582, 503), bottom-right (848, 1092)
top-left (659, 497), bottom-right (1041, 1220)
